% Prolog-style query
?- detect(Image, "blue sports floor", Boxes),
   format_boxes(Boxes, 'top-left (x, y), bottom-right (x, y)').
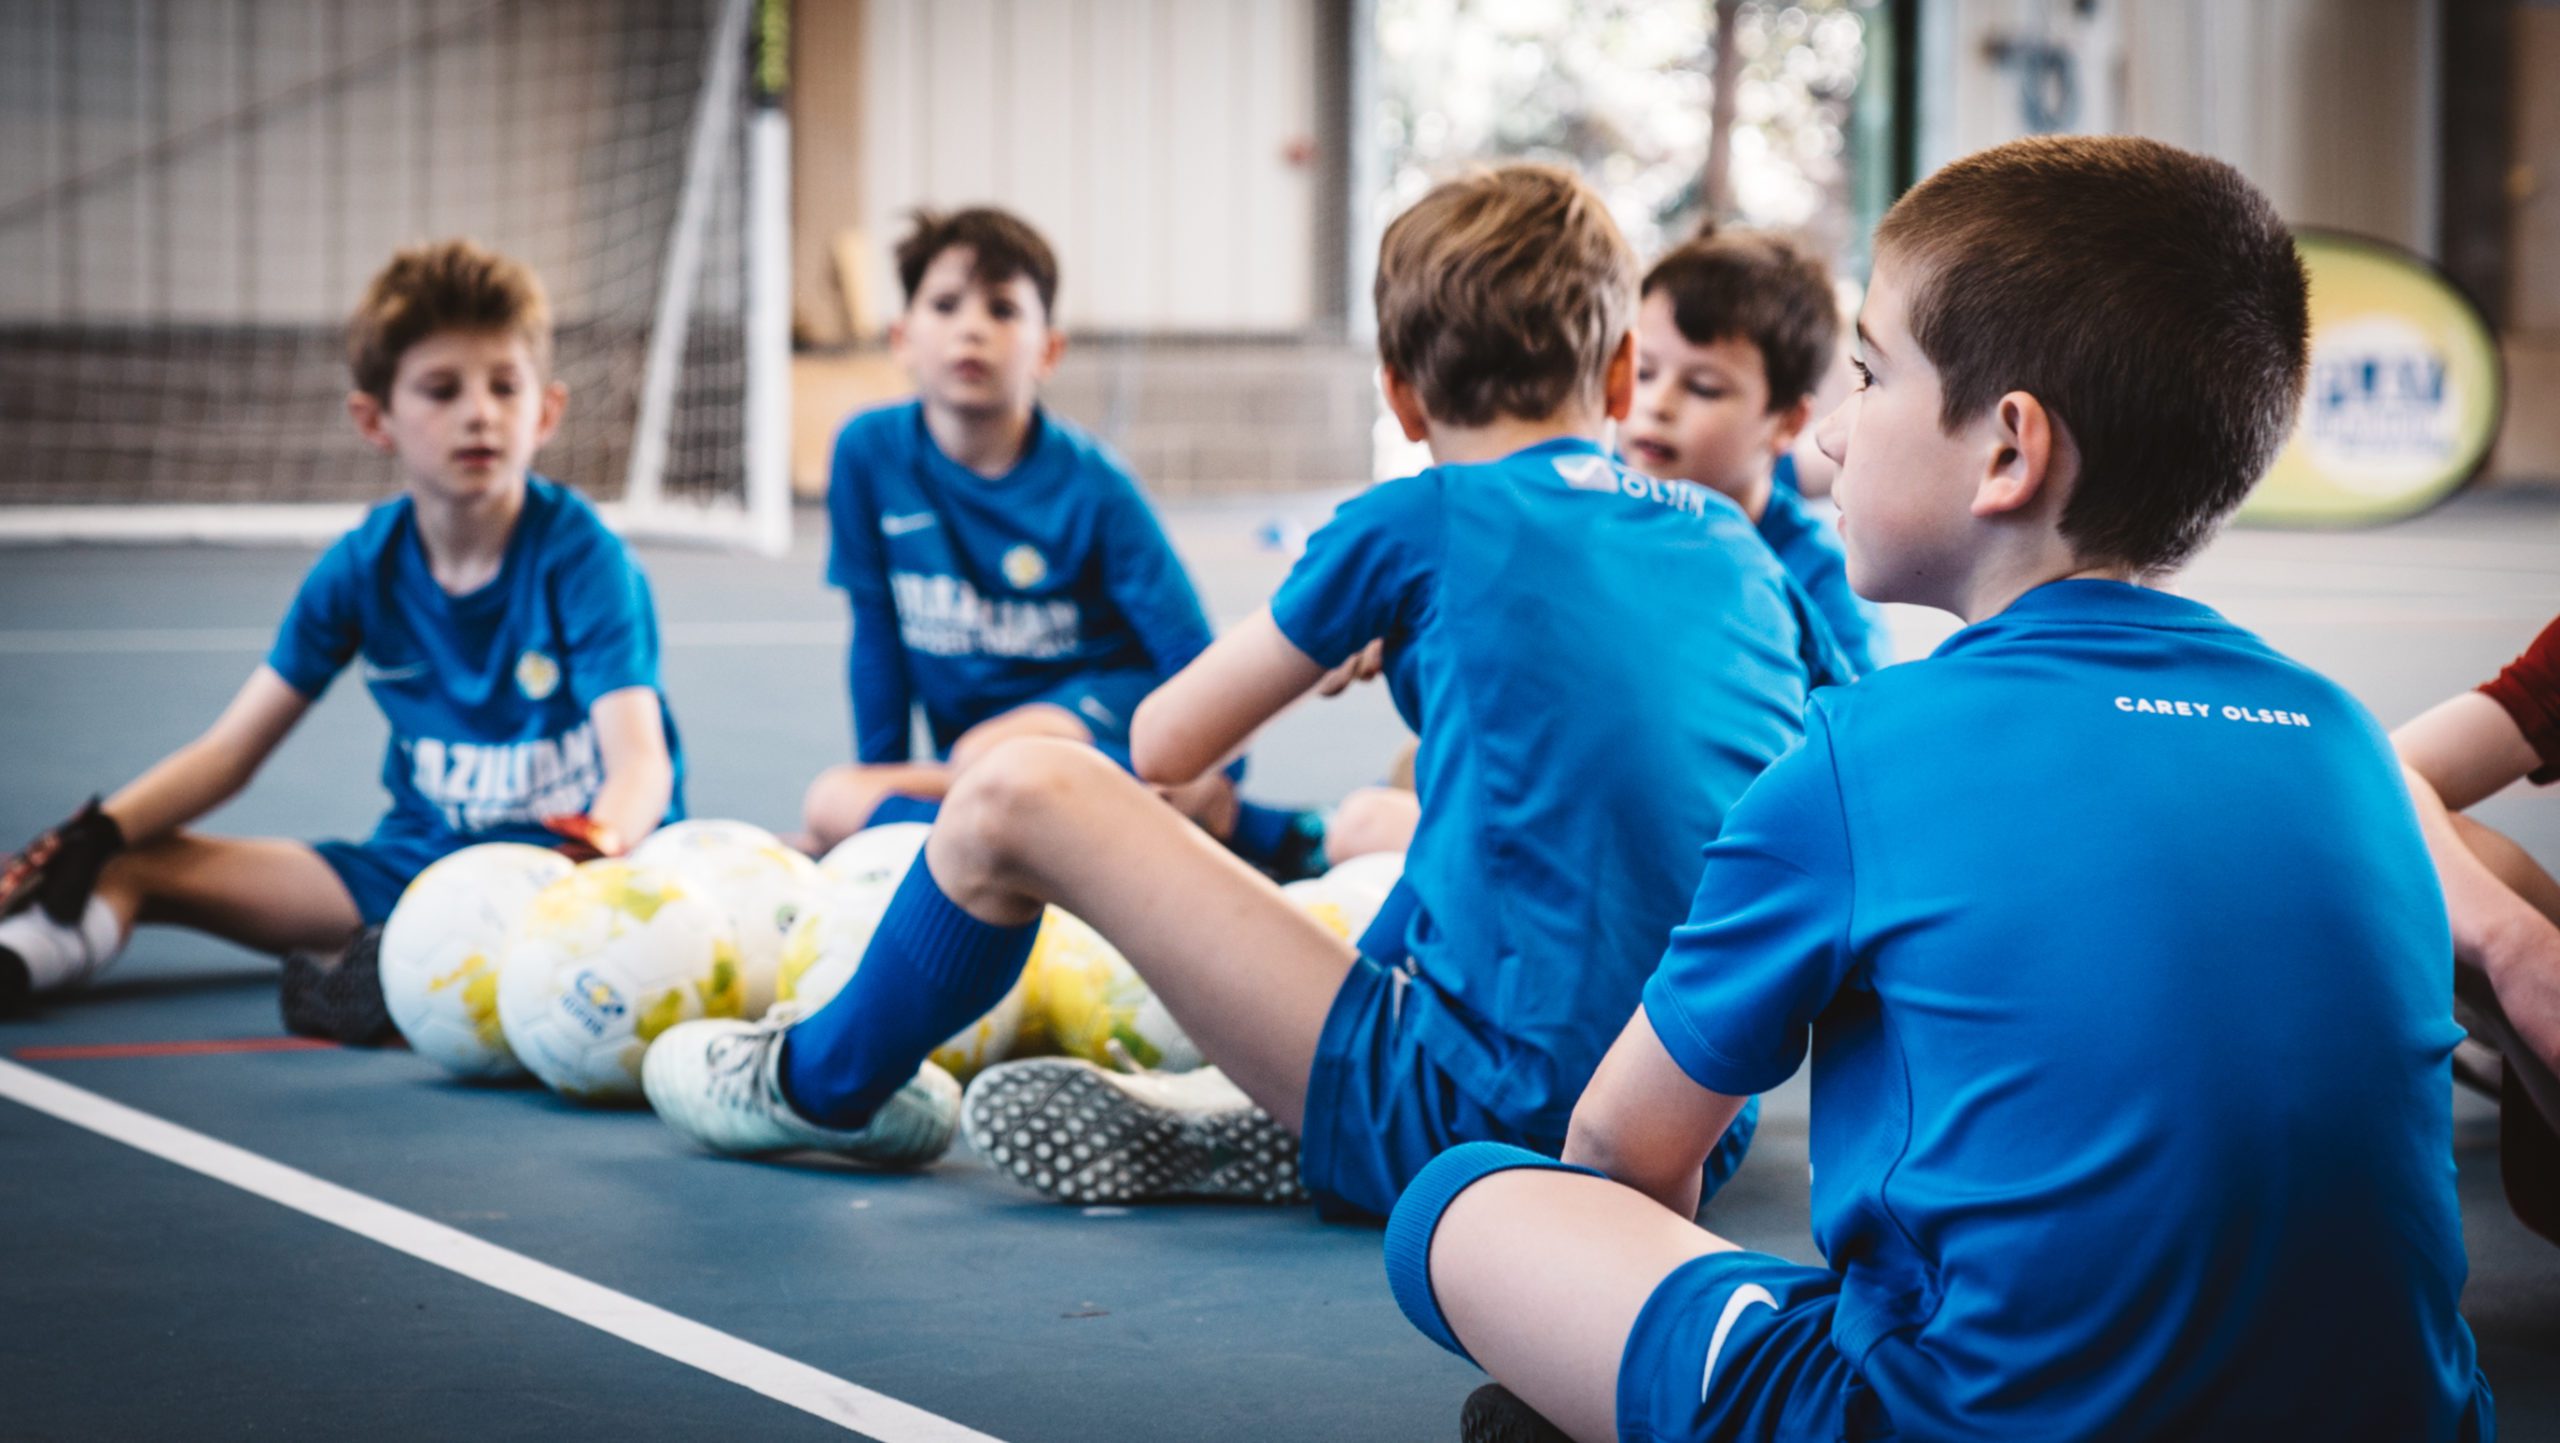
top-left (4, 489), bottom-right (2558, 1440)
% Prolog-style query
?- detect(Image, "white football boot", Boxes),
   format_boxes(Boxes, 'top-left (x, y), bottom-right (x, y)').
top-left (962, 1058), bottom-right (1306, 1203)
top-left (641, 1011), bottom-right (959, 1169)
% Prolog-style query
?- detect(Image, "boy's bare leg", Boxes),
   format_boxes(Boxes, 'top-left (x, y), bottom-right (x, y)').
top-left (94, 834), bottom-right (365, 958)
top-left (801, 706), bottom-right (1096, 853)
top-left (1425, 1166), bottom-right (1735, 1443)
top-left (802, 764), bottom-right (953, 852)
top-left (933, 738), bottom-right (1355, 1124)
top-left (943, 704), bottom-right (1092, 771)
top-left (1327, 785), bottom-right (1420, 862)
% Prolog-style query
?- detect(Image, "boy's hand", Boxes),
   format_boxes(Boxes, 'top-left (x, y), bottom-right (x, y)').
top-left (0, 798), bottom-right (125, 925)
top-left (1314, 639), bottom-right (1386, 697)
top-left (540, 813), bottom-right (624, 863)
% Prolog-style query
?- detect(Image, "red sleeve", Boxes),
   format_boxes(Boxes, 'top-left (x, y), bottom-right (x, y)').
top-left (2479, 614), bottom-right (2560, 785)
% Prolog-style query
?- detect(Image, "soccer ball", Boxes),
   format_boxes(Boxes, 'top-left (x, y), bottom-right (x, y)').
top-left (379, 843), bottom-right (573, 1080)
top-left (497, 860), bottom-right (743, 1103)
top-left (1282, 850), bottom-right (1407, 947)
top-left (629, 819), bottom-right (823, 1019)
top-left (817, 820), bottom-right (931, 892)
top-left (776, 827), bottom-right (1027, 1082)
top-left (1021, 907), bottom-right (1200, 1073)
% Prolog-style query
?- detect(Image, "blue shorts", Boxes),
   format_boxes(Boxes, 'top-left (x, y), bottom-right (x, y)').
top-left (1300, 955), bottom-right (1760, 1220)
top-left (312, 827), bottom-right (468, 926)
top-left (932, 668), bottom-right (1160, 757)
top-left (1619, 1250), bottom-right (1896, 1442)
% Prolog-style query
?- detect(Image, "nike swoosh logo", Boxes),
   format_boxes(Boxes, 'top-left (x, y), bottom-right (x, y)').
top-left (880, 512), bottom-right (938, 536)
top-left (363, 661), bottom-right (428, 683)
top-left (1556, 455), bottom-right (1620, 492)
top-left (1701, 1283), bottom-right (1777, 1402)
top-left (1076, 695), bottom-right (1120, 728)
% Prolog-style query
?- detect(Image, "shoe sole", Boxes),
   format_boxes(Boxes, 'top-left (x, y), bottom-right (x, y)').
top-left (963, 1062), bottom-right (1306, 1204)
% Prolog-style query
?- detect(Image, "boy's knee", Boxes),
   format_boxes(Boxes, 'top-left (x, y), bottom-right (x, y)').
top-left (1384, 1143), bottom-right (1599, 1361)
top-left (802, 765), bottom-right (876, 842)
top-left (949, 705), bottom-right (1092, 771)
top-left (944, 738), bottom-right (1121, 858)
top-left (1329, 787), bottom-right (1420, 862)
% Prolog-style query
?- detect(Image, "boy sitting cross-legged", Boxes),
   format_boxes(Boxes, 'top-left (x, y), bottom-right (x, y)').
top-left (801, 207), bottom-right (1319, 877)
top-left (641, 165), bottom-right (1841, 1214)
top-left (0, 240), bottom-right (684, 1034)
top-left (1386, 135), bottom-right (2491, 1443)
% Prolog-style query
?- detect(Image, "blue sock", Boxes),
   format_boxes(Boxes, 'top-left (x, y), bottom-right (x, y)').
top-left (862, 793), bottom-right (942, 829)
top-left (778, 856), bottom-right (1037, 1128)
top-left (1228, 800), bottom-right (1324, 878)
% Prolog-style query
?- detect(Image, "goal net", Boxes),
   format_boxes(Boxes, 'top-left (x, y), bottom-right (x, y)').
top-left (0, 0), bottom-right (790, 553)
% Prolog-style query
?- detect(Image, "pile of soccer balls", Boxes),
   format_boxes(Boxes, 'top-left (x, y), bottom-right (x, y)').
top-left (377, 818), bottom-right (1404, 1105)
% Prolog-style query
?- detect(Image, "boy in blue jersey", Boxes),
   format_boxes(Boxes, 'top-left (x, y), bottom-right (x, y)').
top-left (1625, 231), bottom-right (1890, 677)
top-left (800, 208), bottom-right (1317, 877)
top-left (0, 241), bottom-right (684, 1032)
top-left (641, 166), bottom-right (1835, 1214)
top-left (1330, 228), bottom-right (1891, 863)
top-left (1386, 136), bottom-right (2493, 1443)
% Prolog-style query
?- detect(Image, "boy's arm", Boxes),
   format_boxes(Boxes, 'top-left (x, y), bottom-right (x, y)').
top-left (1566, 1010), bottom-right (1752, 1218)
top-left (105, 666), bottom-right (316, 844)
top-left (826, 432), bottom-right (917, 763)
top-left (578, 686), bottom-right (675, 853)
top-left (2395, 691), bottom-right (2544, 811)
top-left (1128, 609), bottom-right (1325, 785)
top-left (1096, 477), bottom-right (1217, 678)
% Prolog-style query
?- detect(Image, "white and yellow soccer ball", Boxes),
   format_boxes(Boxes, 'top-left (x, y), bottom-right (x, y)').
top-left (817, 820), bottom-right (932, 893)
top-left (378, 842), bottom-right (575, 1080)
top-left (628, 819), bottom-right (822, 1019)
top-left (496, 860), bottom-right (744, 1104)
top-left (1020, 907), bottom-right (1200, 1074)
top-left (1281, 850), bottom-right (1407, 947)
top-left (777, 823), bottom-right (1025, 1082)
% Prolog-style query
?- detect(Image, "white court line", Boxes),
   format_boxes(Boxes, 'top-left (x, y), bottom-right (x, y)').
top-left (0, 1058), bottom-right (1005, 1443)
top-left (0, 621), bottom-right (841, 654)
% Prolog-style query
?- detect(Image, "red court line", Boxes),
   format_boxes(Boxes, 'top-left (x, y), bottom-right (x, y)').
top-left (13, 1037), bottom-right (341, 1061)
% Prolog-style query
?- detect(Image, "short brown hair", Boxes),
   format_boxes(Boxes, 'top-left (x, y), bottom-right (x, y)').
top-left (347, 239), bottom-right (553, 404)
top-left (1875, 135), bottom-right (2309, 573)
top-left (1641, 228), bottom-right (1838, 411)
top-left (1374, 165), bottom-right (1636, 428)
top-left (895, 207), bottom-right (1060, 319)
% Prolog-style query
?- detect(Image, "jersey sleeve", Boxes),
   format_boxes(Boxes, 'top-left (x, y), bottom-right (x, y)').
top-left (554, 525), bottom-right (666, 709)
top-left (1266, 474), bottom-right (1436, 668)
top-left (1095, 469), bottom-right (1216, 679)
top-left (2479, 614), bottom-right (2560, 785)
top-left (265, 534), bottom-right (365, 698)
top-left (825, 423), bottom-right (915, 763)
top-left (1642, 705), bottom-right (1858, 1096)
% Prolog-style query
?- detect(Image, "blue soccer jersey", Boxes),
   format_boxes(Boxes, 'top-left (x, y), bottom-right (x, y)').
top-left (1271, 437), bottom-right (1831, 1140)
top-left (1643, 580), bottom-right (2489, 1440)
top-left (1758, 464), bottom-right (1891, 677)
top-left (266, 477), bottom-right (687, 852)
top-left (825, 402), bottom-right (1216, 762)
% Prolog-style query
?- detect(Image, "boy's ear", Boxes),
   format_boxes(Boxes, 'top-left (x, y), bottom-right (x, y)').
top-left (346, 391), bottom-right (394, 453)
top-left (1037, 327), bottom-right (1067, 378)
top-left (887, 314), bottom-right (908, 365)
top-left (1601, 331), bottom-right (1636, 421)
top-left (534, 378), bottom-right (569, 448)
top-left (1379, 366), bottom-right (1431, 443)
top-left (1768, 393), bottom-right (1816, 454)
top-left (1970, 390), bottom-right (2064, 520)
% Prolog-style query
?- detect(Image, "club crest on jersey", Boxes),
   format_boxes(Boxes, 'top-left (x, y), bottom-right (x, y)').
top-left (515, 649), bottom-right (562, 701)
top-left (1002, 544), bottom-right (1048, 588)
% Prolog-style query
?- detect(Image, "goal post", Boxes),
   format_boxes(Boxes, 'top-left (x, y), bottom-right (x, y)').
top-left (0, 0), bottom-right (793, 556)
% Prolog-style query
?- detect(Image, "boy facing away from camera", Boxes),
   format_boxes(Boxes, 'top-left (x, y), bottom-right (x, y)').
top-left (640, 165), bottom-right (1839, 1219)
top-left (0, 240), bottom-right (684, 1034)
top-left (1384, 135), bottom-right (2489, 1443)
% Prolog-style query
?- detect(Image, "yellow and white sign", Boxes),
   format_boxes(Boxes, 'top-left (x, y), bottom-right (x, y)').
top-left (2242, 230), bottom-right (2502, 527)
